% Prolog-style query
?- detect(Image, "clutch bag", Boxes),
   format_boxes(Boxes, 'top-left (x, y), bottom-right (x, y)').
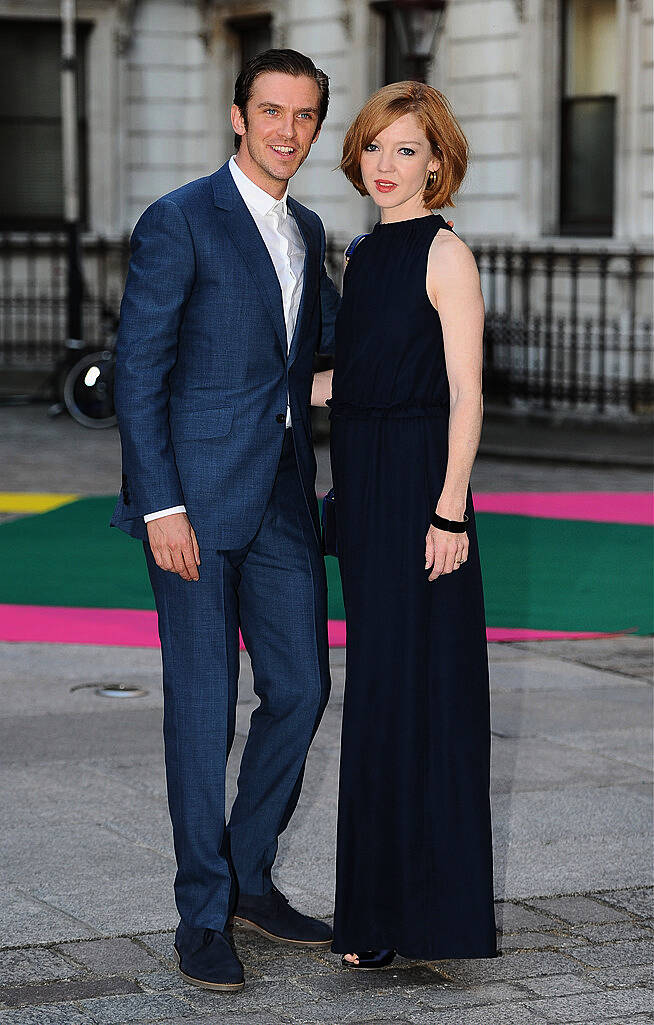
top-left (321, 488), bottom-right (337, 557)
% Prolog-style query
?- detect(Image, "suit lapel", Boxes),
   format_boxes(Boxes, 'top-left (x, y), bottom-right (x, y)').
top-left (211, 164), bottom-right (287, 358)
top-left (287, 198), bottom-right (319, 368)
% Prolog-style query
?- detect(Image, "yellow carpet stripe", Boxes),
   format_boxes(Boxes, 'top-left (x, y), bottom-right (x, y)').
top-left (0, 493), bottom-right (79, 514)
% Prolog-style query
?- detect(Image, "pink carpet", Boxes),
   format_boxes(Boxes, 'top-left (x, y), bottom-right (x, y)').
top-left (0, 604), bottom-right (617, 648)
top-left (473, 491), bottom-right (653, 524)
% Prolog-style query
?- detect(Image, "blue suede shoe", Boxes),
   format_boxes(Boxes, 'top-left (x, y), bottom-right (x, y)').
top-left (174, 922), bottom-right (245, 991)
top-left (232, 884), bottom-right (332, 947)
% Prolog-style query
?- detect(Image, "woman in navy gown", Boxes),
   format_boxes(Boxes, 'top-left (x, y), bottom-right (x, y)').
top-left (312, 81), bottom-right (497, 968)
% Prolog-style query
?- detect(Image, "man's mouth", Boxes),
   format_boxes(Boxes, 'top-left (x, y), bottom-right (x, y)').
top-left (374, 179), bottom-right (397, 193)
top-left (270, 145), bottom-right (297, 158)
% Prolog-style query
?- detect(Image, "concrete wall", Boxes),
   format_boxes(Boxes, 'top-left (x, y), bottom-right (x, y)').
top-left (1, 0), bottom-right (651, 243)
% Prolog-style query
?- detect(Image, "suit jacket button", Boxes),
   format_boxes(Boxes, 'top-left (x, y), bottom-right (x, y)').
top-left (275, 412), bottom-right (286, 424)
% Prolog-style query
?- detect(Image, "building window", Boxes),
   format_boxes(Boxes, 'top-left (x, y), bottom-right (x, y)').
top-left (0, 20), bottom-right (88, 229)
top-left (559, 0), bottom-right (616, 236)
top-left (372, 2), bottom-right (405, 84)
top-left (228, 14), bottom-right (272, 73)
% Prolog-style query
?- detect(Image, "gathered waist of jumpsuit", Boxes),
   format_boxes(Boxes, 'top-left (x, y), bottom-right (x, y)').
top-left (327, 400), bottom-right (449, 420)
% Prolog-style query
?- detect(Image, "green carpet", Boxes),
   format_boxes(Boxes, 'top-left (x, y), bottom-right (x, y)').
top-left (0, 497), bottom-right (651, 635)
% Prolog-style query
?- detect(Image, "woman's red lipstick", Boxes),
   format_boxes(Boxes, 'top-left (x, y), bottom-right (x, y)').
top-left (374, 180), bottom-right (397, 193)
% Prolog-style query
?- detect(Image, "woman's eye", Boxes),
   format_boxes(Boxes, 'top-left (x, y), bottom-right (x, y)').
top-left (364, 143), bottom-right (378, 152)
top-left (399, 147), bottom-right (415, 156)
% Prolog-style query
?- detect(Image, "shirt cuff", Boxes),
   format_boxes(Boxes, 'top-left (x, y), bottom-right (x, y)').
top-left (144, 505), bottom-right (186, 523)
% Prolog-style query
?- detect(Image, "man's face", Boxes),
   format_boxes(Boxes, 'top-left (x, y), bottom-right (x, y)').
top-left (231, 71), bottom-right (322, 193)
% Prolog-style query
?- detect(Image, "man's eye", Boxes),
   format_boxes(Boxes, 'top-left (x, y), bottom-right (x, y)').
top-left (298, 112), bottom-right (314, 120)
top-left (265, 109), bottom-right (278, 116)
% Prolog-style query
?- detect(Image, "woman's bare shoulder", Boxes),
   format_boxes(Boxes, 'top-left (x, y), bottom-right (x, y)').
top-left (427, 226), bottom-right (480, 296)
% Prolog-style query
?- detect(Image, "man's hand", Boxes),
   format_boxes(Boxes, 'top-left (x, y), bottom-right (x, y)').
top-left (147, 512), bottom-right (201, 581)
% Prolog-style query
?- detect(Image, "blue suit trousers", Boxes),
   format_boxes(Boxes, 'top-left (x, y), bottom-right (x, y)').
top-left (145, 431), bottom-right (330, 930)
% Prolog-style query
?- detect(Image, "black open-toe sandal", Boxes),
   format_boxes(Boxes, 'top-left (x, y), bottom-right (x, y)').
top-left (341, 949), bottom-right (396, 970)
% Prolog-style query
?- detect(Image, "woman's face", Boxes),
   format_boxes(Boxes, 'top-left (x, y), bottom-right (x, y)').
top-left (359, 113), bottom-right (440, 218)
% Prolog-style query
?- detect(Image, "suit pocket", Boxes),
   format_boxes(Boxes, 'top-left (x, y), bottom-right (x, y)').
top-left (171, 406), bottom-right (234, 441)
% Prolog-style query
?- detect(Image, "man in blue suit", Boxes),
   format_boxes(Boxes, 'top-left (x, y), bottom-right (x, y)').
top-left (112, 49), bottom-right (340, 991)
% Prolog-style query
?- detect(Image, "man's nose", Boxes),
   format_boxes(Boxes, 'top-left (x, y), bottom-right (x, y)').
top-left (279, 116), bottom-right (296, 138)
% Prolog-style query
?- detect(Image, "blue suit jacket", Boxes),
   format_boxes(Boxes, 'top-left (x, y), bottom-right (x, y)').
top-left (111, 161), bottom-right (340, 549)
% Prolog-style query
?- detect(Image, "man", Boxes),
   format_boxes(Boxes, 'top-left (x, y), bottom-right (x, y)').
top-left (111, 49), bottom-right (340, 992)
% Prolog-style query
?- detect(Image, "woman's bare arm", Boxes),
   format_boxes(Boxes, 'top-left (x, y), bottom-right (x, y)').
top-left (424, 231), bottom-right (485, 579)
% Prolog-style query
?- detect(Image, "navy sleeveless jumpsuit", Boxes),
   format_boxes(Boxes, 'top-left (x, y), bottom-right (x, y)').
top-left (329, 214), bottom-right (497, 959)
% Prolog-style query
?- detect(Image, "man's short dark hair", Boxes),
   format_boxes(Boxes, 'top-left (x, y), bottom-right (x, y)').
top-left (233, 48), bottom-right (329, 150)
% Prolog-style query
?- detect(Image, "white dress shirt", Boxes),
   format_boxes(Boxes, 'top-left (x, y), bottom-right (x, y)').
top-left (144, 156), bottom-right (306, 524)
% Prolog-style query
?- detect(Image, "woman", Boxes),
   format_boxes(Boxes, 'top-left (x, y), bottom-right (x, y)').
top-left (312, 81), bottom-right (497, 968)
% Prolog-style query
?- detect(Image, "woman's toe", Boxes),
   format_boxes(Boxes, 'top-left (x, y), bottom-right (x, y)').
top-left (344, 953), bottom-right (359, 964)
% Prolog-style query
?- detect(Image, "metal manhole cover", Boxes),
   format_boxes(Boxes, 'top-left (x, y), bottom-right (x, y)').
top-left (70, 683), bottom-right (148, 698)
top-left (96, 684), bottom-right (148, 698)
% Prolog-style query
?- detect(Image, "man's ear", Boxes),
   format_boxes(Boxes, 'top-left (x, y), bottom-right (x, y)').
top-left (231, 104), bottom-right (246, 140)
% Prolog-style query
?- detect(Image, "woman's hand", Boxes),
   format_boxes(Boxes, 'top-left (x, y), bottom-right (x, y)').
top-left (425, 525), bottom-right (468, 581)
top-left (311, 369), bottom-right (333, 406)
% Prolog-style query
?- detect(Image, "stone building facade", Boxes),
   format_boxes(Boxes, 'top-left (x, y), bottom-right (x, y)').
top-left (1, 0), bottom-right (652, 415)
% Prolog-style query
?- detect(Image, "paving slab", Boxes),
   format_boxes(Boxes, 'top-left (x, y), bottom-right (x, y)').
top-left (0, 976), bottom-right (140, 1010)
top-left (2, 890), bottom-right (99, 947)
top-left (28, 877), bottom-right (178, 936)
top-left (514, 637), bottom-right (653, 681)
top-left (521, 972), bottom-right (607, 997)
top-left (526, 986), bottom-right (653, 1022)
top-left (589, 964), bottom-right (654, 990)
top-left (135, 934), bottom-right (176, 966)
top-left (76, 992), bottom-right (196, 1023)
top-left (0, 1006), bottom-right (95, 1025)
top-left (540, 727), bottom-right (654, 773)
top-left (500, 930), bottom-right (581, 950)
top-left (54, 937), bottom-right (161, 975)
top-left (566, 920), bottom-right (654, 943)
top-left (495, 903), bottom-right (559, 934)
top-left (0, 948), bottom-right (83, 985)
top-left (489, 734), bottom-right (647, 792)
top-left (526, 894), bottom-right (638, 924)
top-left (602, 887), bottom-right (654, 918)
top-left (0, 628), bottom-right (652, 1024)
top-left (406, 1003), bottom-right (548, 1024)
top-left (563, 939), bottom-right (654, 969)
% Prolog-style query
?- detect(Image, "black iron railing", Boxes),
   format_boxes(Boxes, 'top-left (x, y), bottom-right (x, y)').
top-left (473, 244), bottom-right (653, 417)
top-left (1, 232), bottom-right (652, 418)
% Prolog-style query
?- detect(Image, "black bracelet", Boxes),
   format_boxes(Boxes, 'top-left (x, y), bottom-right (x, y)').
top-left (431, 511), bottom-right (469, 533)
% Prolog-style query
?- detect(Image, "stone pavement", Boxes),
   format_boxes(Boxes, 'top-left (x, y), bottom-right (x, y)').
top-left (0, 405), bottom-right (652, 499)
top-left (1, 404), bottom-right (652, 1022)
top-left (0, 637), bottom-right (652, 1025)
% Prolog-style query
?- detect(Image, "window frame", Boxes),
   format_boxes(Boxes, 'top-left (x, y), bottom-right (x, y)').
top-left (0, 17), bottom-right (90, 231)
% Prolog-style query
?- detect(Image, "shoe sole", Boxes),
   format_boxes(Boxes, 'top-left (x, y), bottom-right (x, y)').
top-left (231, 915), bottom-right (332, 949)
top-left (173, 947), bottom-right (245, 991)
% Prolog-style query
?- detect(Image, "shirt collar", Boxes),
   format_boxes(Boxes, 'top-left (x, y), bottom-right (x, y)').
top-left (229, 155), bottom-right (288, 218)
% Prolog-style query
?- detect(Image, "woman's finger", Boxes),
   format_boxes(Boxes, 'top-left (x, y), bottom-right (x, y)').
top-left (442, 544), bottom-right (458, 575)
top-left (460, 535), bottom-right (469, 563)
top-left (428, 544), bottom-right (447, 580)
top-left (425, 531), bottom-right (435, 570)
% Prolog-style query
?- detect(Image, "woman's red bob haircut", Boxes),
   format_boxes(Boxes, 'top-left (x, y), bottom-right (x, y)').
top-left (340, 81), bottom-right (468, 210)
